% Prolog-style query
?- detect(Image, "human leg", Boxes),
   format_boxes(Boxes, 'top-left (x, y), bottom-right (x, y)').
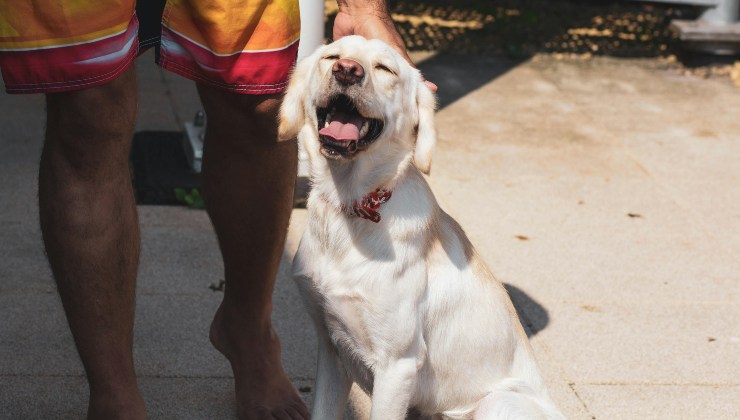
top-left (39, 65), bottom-right (145, 420)
top-left (196, 84), bottom-right (308, 420)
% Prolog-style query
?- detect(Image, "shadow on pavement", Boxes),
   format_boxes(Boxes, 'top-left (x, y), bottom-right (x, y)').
top-left (416, 54), bottom-right (524, 110)
top-left (504, 284), bottom-right (550, 337)
top-left (324, 0), bottom-right (699, 110)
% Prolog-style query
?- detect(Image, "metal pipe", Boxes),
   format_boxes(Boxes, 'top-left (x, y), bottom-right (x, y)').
top-left (298, 0), bottom-right (326, 60)
top-left (700, 0), bottom-right (739, 24)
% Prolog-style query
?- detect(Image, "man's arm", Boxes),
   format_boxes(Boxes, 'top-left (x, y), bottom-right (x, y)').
top-left (333, 0), bottom-right (437, 91)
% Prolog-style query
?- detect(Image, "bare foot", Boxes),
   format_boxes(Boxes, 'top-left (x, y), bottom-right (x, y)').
top-left (87, 388), bottom-right (147, 420)
top-left (210, 304), bottom-right (310, 420)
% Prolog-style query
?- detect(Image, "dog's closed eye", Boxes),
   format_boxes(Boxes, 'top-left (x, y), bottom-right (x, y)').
top-left (323, 54), bottom-right (340, 61)
top-left (374, 63), bottom-right (396, 75)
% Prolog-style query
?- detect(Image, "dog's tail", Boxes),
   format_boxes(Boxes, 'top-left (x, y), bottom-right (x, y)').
top-left (474, 378), bottom-right (567, 420)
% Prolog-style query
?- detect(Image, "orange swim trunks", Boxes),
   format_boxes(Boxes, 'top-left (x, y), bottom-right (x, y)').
top-left (0, 0), bottom-right (301, 94)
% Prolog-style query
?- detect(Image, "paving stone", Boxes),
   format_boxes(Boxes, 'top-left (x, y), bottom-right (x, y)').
top-left (428, 56), bottom-right (740, 305)
top-left (0, 375), bottom-right (88, 420)
top-left (133, 261), bottom-right (315, 381)
top-left (574, 383), bottom-right (740, 420)
top-left (0, 293), bottom-right (83, 377)
top-left (135, 50), bottom-right (181, 132)
top-left (0, 93), bottom-right (45, 166)
top-left (539, 301), bottom-right (740, 385)
top-left (137, 224), bottom-right (224, 295)
top-left (160, 65), bottom-right (204, 127)
top-left (0, 163), bottom-right (39, 224)
top-left (0, 222), bottom-right (51, 291)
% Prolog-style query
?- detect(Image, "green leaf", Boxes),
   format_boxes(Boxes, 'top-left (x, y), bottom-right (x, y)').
top-left (192, 196), bottom-right (205, 209)
top-left (174, 188), bottom-right (187, 202)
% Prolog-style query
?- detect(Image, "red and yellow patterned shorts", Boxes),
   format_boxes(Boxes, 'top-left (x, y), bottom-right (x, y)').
top-left (0, 0), bottom-right (301, 94)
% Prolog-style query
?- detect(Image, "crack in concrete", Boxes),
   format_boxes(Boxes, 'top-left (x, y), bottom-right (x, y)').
top-left (568, 381), bottom-right (597, 419)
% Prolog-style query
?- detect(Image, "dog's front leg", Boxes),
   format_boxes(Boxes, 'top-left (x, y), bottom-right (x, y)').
top-left (369, 357), bottom-right (419, 420)
top-left (312, 333), bottom-right (352, 420)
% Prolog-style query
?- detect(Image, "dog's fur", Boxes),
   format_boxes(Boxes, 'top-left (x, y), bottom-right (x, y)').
top-left (279, 36), bottom-right (566, 420)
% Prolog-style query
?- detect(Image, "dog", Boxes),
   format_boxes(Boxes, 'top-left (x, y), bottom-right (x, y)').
top-left (278, 35), bottom-right (566, 420)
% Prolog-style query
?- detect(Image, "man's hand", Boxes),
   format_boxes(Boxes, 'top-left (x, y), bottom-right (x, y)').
top-left (333, 1), bottom-right (438, 92)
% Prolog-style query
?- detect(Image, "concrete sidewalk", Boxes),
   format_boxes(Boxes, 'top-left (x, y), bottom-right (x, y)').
top-left (1, 51), bottom-right (738, 419)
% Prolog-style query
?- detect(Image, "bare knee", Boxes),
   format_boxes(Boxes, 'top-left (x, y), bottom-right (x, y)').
top-left (44, 66), bottom-right (137, 181)
top-left (196, 83), bottom-right (285, 151)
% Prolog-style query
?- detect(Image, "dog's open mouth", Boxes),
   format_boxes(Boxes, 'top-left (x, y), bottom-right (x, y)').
top-left (317, 95), bottom-right (384, 159)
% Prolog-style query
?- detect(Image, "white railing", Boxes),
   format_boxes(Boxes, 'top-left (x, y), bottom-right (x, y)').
top-left (298, 0), bottom-right (326, 60)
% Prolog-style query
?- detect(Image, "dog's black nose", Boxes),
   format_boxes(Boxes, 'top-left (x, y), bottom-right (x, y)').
top-left (332, 59), bottom-right (364, 85)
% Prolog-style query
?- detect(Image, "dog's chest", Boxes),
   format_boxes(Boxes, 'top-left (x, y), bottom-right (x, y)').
top-left (305, 219), bottom-right (427, 388)
top-left (314, 257), bottom-right (404, 360)
top-left (305, 263), bottom-right (395, 393)
top-left (298, 191), bottom-right (434, 385)
top-left (319, 281), bottom-right (379, 389)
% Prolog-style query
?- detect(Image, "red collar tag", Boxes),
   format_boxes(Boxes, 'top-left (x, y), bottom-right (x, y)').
top-left (341, 189), bottom-right (392, 223)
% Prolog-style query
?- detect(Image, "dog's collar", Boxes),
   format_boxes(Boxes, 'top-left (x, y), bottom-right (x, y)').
top-left (329, 188), bottom-right (393, 223)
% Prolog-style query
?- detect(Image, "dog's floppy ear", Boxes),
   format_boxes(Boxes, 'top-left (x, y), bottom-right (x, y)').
top-left (278, 58), bottom-right (312, 141)
top-left (413, 80), bottom-right (437, 174)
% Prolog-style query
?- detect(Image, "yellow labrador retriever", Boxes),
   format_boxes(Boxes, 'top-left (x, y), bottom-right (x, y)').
top-left (279, 35), bottom-right (566, 420)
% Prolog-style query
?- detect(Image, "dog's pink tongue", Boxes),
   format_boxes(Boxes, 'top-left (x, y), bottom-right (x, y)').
top-left (319, 111), bottom-right (363, 141)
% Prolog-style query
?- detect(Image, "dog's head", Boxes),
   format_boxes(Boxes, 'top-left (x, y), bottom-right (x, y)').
top-left (279, 35), bottom-right (436, 174)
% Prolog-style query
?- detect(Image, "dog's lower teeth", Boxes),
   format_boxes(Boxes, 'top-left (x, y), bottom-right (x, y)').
top-left (359, 121), bottom-right (369, 138)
